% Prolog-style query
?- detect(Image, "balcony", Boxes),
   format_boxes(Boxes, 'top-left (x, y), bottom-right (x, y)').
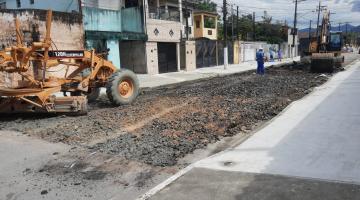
top-left (83, 6), bottom-right (144, 33)
top-left (148, 7), bottom-right (180, 22)
top-left (193, 11), bottom-right (218, 40)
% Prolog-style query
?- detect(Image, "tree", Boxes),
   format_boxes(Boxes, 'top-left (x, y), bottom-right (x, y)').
top-left (195, 0), bottom-right (217, 13)
top-left (218, 11), bottom-right (289, 44)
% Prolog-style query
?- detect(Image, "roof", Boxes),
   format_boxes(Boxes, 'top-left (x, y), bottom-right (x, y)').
top-left (193, 10), bottom-right (218, 16)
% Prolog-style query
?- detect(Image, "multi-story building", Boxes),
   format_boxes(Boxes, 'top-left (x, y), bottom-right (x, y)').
top-left (0, 0), bottom-right (80, 12)
top-left (0, 0), bottom-right (199, 74)
top-left (81, 0), bottom-right (146, 72)
top-left (143, 0), bottom-right (183, 73)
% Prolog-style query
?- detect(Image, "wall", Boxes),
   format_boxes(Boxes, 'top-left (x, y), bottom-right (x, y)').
top-left (146, 19), bottom-right (182, 42)
top-left (121, 7), bottom-right (143, 33)
top-left (83, 6), bottom-right (143, 33)
top-left (2, 0), bottom-right (79, 12)
top-left (145, 42), bottom-right (159, 74)
top-left (202, 27), bottom-right (217, 40)
top-left (233, 40), bottom-right (240, 64)
top-left (0, 9), bottom-right (84, 87)
top-left (0, 10), bottom-right (83, 49)
top-left (180, 40), bottom-right (195, 71)
top-left (83, 7), bottom-right (122, 32)
top-left (120, 41), bottom-right (147, 73)
top-left (97, 0), bottom-right (121, 10)
top-left (240, 42), bottom-right (281, 62)
top-left (107, 39), bottom-right (121, 68)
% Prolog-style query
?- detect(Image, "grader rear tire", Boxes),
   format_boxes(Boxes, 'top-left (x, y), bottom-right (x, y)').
top-left (106, 69), bottom-right (139, 105)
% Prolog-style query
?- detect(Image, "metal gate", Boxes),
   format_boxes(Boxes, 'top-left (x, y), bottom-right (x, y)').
top-left (158, 42), bottom-right (177, 73)
top-left (196, 39), bottom-right (217, 68)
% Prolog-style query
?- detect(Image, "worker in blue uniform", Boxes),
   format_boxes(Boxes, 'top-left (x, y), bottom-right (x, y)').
top-left (256, 48), bottom-right (265, 75)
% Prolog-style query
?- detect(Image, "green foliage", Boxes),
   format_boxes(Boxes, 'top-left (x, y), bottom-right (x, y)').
top-left (218, 11), bottom-right (288, 44)
top-left (204, 16), bottom-right (216, 28)
top-left (195, 0), bottom-right (217, 13)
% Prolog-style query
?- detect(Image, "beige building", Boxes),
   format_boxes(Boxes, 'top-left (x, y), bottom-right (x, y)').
top-left (193, 11), bottom-right (218, 40)
top-left (119, 0), bottom-right (184, 74)
top-left (144, 0), bottom-right (183, 74)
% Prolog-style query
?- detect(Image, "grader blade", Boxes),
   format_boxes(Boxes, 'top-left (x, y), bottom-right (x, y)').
top-left (0, 95), bottom-right (87, 115)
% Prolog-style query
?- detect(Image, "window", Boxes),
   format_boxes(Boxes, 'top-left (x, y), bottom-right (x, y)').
top-left (16, 0), bottom-right (21, 8)
top-left (30, 0), bottom-right (34, 4)
top-left (125, 0), bottom-right (139, 8)
top-left (185, 26), bottom-right (192, 35)
top-left (196, 20), bottom-right (200, 28)
top-left (204, 16), bottom-right (216, 29)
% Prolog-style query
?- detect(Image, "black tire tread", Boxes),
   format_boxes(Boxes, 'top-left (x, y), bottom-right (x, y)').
top-left (106, 69), bottom-right (139, 106)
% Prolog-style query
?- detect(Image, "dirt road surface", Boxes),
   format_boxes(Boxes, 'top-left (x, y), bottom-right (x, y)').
top-left (0, 53), bottom-right (358, 200)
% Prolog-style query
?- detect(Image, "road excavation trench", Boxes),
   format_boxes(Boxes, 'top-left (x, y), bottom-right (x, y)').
top-left (0, 64), bottom-right (329, 167)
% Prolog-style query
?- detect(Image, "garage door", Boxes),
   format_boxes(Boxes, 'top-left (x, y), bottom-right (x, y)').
top-left (158, 43), bottom-right (177, 73)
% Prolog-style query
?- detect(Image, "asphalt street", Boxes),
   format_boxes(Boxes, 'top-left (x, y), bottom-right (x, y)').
top-left (147, 58), bottom-right (360, 200)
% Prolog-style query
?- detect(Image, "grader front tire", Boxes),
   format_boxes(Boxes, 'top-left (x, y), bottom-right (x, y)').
top-left (106, 70), bottom-right (139, 106)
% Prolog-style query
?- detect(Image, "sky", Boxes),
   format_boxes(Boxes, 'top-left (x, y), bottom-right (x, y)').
top-left (213, 0), bottom-right (360, 28)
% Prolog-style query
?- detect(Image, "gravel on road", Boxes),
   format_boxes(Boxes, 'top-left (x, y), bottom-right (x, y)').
top-left (0, 64), bottom-right (329, 166)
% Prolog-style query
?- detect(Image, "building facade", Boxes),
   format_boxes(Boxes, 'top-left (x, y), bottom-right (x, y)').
top-left (193, 11), bottom-right (217, 40)
top-left (0, 0), bottom-right (80, 12)
top-left (0, 0), bottom-right (207, 74)
top-left (82, 0), bottom-right (146, 71)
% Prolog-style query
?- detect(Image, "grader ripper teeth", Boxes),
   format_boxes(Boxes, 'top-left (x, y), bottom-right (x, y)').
top-left (0, 10), bottom-right (139, 115)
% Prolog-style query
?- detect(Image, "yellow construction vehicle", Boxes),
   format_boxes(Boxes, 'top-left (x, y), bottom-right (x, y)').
top-left (0, 10), bottom-right (139, 115)
top-left (308, 10), bottom-right (344, 73)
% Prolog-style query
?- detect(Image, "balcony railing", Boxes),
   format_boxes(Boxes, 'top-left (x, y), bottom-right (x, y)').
top-left (83, 6), bottom-right (144, 33)
top-left (148, 7), bottom-right (180, 22)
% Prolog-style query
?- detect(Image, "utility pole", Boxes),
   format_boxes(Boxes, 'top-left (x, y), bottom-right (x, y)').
top-left (223, 0), bottom-right (228, 69)
top-left (292, 0), bottom-right (299, 49)
top-left (231, 4), bottom-right (234, 40)
top-left (309, 20), bottom-right (312, 41)
top-left (345, 22), bottom-right (350, 44)
top-left (338, 22), bottom-right (342, 31)
top-left (184, 0), bottom-right (189, 40)
top-left (346, 23), bottom-right (348, 35)
top-left (316, 1), bottom-right (321, 44)
top-left (252, 12), bottom-right (256, 41)
top-left (236, 6), bottom-right (239, 40)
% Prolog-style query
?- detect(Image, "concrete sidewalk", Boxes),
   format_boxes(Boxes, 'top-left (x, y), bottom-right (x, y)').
top-left (139, 59), bottom-right (360, 200)
top-left (138, 57), bottom-right (300, 88)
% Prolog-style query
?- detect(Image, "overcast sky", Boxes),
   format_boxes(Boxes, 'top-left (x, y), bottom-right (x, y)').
top-left (213, 0), bottom-right (360, 28)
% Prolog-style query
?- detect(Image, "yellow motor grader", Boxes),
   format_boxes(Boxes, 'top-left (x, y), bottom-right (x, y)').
top-left (0, 10), bottom-right (139, 115)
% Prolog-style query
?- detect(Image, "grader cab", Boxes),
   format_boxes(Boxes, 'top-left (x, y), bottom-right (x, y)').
top-left (0, 10), bottom-right (139, 115)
